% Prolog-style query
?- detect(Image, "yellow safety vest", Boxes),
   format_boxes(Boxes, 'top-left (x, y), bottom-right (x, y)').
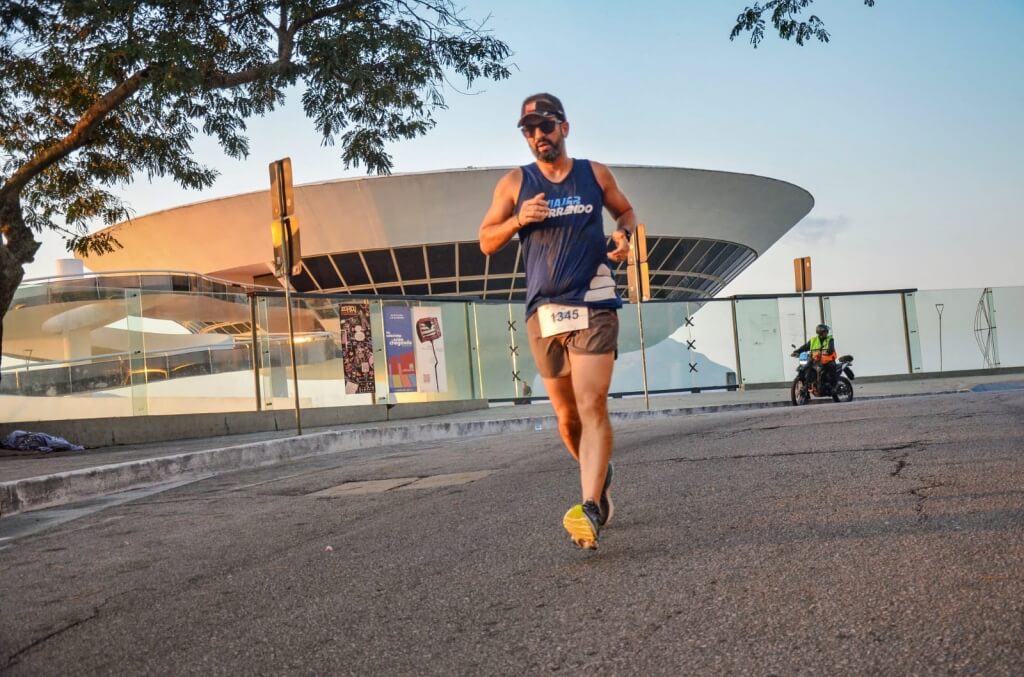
top-left (810, 335), bottom-right (835, 363)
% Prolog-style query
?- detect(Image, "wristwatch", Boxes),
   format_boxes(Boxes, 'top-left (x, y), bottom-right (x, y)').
top-left (616, 226), bottom-right (632, 241)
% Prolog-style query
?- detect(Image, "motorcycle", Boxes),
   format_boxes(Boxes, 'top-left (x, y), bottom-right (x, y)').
top-left (790, 346), bottom-right (855, 405)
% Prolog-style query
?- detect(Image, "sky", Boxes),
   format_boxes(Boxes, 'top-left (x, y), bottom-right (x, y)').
top-left (21, 0), bottom-right (1024, 296)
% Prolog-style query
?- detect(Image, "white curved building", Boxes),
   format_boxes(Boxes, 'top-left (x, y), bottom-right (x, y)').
top-left (79, 165), bottom-right (814, 300)
top-left (1, 165), bottom-right (813, 418)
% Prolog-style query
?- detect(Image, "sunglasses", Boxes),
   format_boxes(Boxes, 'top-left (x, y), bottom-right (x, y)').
top-left (520, 118), bottom-right (559, 137)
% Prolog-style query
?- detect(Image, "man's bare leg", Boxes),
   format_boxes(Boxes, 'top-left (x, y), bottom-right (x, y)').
top-left (542, 374), bottom-right (581, 461)
top-left (567, 351), bottom-right (615, 503)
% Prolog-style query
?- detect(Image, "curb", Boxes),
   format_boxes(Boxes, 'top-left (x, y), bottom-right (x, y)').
top-left (0, 389), bottom-right (967, 518)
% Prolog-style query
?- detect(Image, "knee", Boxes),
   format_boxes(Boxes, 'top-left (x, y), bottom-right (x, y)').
top-left (576, 393), bottom-right (608, 422)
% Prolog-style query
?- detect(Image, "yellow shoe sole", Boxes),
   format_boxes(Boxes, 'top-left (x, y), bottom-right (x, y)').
top-left (562, 504), bottom-right (599, 550)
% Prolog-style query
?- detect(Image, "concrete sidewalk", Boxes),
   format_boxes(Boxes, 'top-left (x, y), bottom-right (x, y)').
top-left (2, 373), bottom-right (1021, 518)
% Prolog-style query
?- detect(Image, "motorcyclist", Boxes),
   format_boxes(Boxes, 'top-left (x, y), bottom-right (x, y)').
top-left (792, 324), bottom-right (837, 394)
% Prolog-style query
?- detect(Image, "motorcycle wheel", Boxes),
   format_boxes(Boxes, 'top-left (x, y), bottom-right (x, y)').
top-left (832, 376), bottom-right (854, 403)
top-left (791, 377), bottom-right (810, 406)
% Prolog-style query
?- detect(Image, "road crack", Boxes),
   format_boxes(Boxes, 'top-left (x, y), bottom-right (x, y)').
top-left (649, 441), bottom-right (929, 466)
top-left (2, 597), bottom-right (112, 669)
top-left (910, 478), bottom-right (946, 522)
top-left (881, 443), bottom-right (946, 522)
top-left (880, 442), bottom-right (927, 478)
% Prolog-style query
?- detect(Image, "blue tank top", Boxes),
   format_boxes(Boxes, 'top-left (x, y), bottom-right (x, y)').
top-left (516, 160), bottom-right (622, 317)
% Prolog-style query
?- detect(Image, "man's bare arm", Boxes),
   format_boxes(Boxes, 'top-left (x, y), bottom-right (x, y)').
top-left (478, 170), bottom-right (522, 256)
top-left (479, 169), bottom-right (550, 255)
top-left (592, 161), bottom-right (638, 263)
top-left (592, 161), bottom-right (637, 231)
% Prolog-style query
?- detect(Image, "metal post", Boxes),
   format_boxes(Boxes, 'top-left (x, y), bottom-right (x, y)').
top-left (281, 221), bottom-right (302, 435)
top-left (471, 303), bottom-right (484, 399)
top-left (801, 291), bottom-right (807, 341)
top-left (125, 288), bottom-right (148, 416)
top-left (935, 303), bottom-right (945, 372)
top-left (900, 292), bottom-right (913, 375)
top-left (375, 299), bottom-right (389, 403)
top-left (986, 288), bottom-right (1001, 368)
top-left (731, 298), bottom-right (744, 390)
top-left (249, 293), bottom-right (262, 411)
top-left (632, 246), bottom-right (650, 411)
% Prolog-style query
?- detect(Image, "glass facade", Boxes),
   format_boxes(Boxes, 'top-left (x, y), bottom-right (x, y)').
top-left (3, 273), bottom-right (1022, 422)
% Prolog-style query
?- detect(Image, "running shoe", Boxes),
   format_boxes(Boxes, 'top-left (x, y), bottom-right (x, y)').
top-left (563, 500), bottom-right (602, 550)
top-left (599, 462), bottom-right (614, 527)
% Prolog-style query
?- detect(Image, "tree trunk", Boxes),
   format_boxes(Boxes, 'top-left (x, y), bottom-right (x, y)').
top-left (0, 195), bottom-right (41, 381)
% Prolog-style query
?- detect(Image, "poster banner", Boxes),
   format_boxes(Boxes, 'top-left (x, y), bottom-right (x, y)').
top-left (412, 307), bottom-right (447, 393)
top-left (383, 307), bottom-right (417, 392)
top-left (338, 302), bottom-right (375, 395)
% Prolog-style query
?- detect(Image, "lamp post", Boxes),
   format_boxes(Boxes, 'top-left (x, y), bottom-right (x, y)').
top-left (935, 303), bottom-right (945, 372)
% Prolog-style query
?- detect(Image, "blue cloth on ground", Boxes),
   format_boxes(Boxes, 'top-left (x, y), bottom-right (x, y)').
top-left (1, 430), bottom-right (84, 452)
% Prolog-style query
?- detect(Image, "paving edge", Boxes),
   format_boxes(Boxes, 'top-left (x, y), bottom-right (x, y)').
top-left (0, 389), bottom-right (964, 518)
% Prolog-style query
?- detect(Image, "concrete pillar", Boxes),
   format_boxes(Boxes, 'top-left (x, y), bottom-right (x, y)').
top-left (55, 258), bottom-right (85, 277)
top-left (62, 329), bottom-right (91, 361)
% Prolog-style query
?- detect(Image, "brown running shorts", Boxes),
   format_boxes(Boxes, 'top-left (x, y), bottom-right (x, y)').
top-left (525, 307), bottom-right (619, 379)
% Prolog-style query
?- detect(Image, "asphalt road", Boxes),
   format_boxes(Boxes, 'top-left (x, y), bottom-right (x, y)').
top-left (2, 390), bottom-right (1023, 675)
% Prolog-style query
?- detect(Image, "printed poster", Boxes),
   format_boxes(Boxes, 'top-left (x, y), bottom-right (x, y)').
top-left (338, 302), bottom-right (375, 395)
top-left (383, 307), bottom-right (417, 392)
top-left (412, 307), bottom-right (447, 393)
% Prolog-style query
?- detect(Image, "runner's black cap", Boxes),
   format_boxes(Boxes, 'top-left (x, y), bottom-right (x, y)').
top-left (517, 94), bottom-right (566, 127)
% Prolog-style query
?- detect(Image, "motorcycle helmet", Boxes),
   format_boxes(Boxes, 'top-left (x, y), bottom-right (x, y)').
top-left (815, 324), bottom-right (830, 338)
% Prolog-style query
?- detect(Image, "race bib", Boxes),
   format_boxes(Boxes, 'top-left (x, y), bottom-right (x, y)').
top-left (537, 303), bottom-right (589, 338)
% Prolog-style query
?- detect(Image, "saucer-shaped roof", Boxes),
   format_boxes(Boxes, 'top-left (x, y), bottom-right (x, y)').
top-left (79, 165), bottom-right (813, 300)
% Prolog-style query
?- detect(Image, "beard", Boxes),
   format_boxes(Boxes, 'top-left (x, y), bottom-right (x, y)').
top-left (533, 139), bottom-right (563, 162)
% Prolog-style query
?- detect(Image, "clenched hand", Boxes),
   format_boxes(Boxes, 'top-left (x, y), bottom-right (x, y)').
top-left (516, 193), bottom-right (548, 228)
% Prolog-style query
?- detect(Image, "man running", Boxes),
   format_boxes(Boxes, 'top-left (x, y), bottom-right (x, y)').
top-left (478, 93), bottom-right (638, 550)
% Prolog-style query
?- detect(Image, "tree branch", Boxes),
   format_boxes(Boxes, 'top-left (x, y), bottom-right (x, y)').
top-left (259, 13), bottom-right (279, 35)
top-left (205, 0), bottom-right (358, 89)
top-left (288, 0), bottom-right (364, 36)
top-left (204, 57), bottom-right (295, 89)
top-left (0, 65), bottom-right (160, 200)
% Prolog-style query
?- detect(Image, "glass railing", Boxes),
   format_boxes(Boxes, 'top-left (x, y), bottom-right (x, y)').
top-left (3, 272), bottom-right (1023, 422)
top-left (731, 287), bottom-right (1024, 386)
